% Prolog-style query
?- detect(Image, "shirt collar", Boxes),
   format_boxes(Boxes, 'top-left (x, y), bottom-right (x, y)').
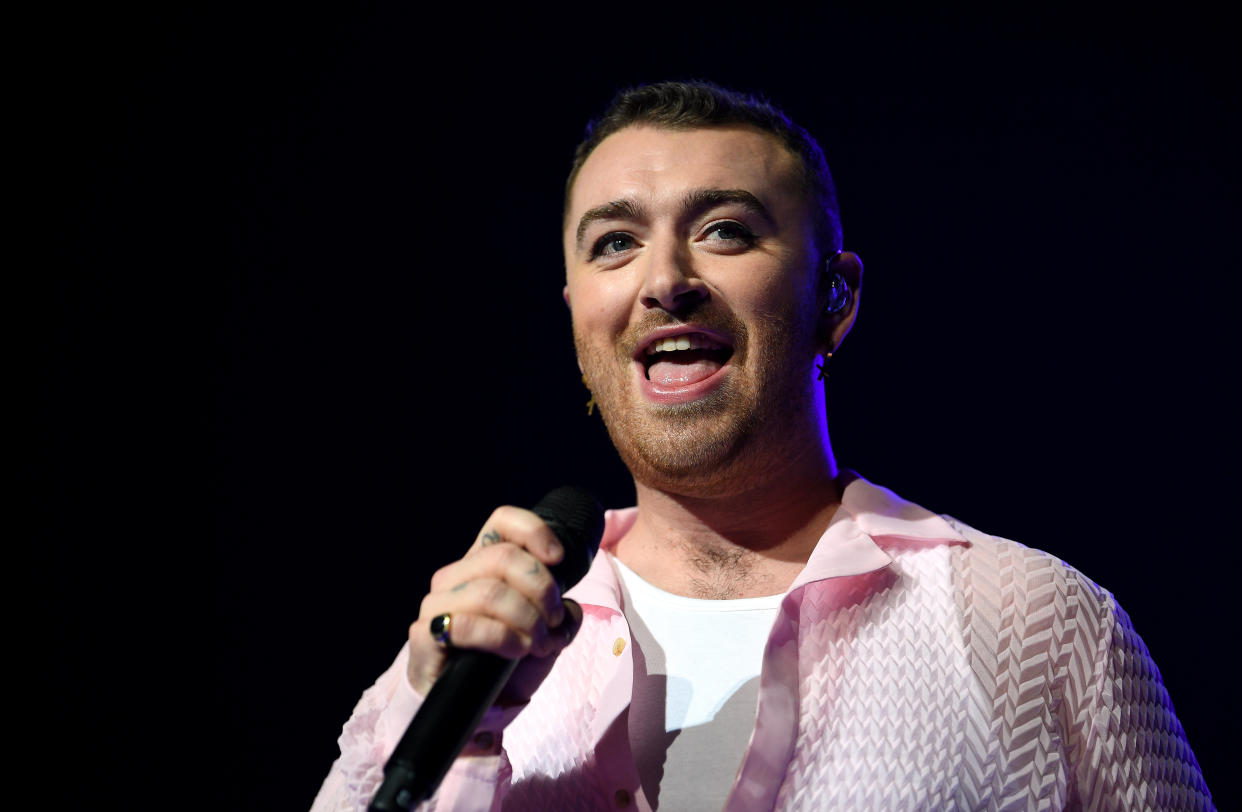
top-left (570, 473), bottom-right (968, 604)
top-left (564, 508), bottom-right (637, 610)
top-left (789, 472), bottom-right (969, 590)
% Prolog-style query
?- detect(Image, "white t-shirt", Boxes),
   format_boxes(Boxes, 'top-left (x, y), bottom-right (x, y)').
top-left (613, 557), bottom-right (784, 811)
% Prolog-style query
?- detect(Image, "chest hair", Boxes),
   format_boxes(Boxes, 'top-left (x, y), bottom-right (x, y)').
top-left (684, 544), bottom-right (779, 599)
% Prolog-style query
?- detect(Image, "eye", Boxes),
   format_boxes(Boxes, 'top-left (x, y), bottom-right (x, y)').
top-left (702, 221), bottom-right (757, 248)
top-left (591, 232), bottom-right (637, 259)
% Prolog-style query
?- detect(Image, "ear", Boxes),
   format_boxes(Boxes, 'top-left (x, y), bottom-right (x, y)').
top-left (820, 251), bottom-right (863, 354)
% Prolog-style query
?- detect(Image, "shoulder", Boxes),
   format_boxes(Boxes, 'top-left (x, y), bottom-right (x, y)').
top-left (940, 514), bottom-right (1114, 608)
top-left (931, 523), bottom-right (1211, 806)
top-left (936, 515), bottom-right (1126, 673)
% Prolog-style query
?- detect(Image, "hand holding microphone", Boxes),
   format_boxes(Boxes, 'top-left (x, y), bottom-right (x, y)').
top-left (370, 487), bottom-right (604, 811)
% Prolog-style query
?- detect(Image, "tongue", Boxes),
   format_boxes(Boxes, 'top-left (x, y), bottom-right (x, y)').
top-left (647, 357), bottom-right (722, 387)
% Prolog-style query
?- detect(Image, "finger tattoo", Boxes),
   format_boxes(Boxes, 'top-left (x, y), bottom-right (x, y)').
top-left (481, 529), bottom-right (500, 547)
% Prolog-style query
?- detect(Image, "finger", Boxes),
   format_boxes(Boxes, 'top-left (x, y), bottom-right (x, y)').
top-left (468, 506), bottom-right (564, 565)
top-left (406, 607), bottom-right (535, 696)
top-left (531, 598), bottom-right (583, 658)
top-left (406, 612), bottom-right (451, 696)
top-left (422, 577), bottom-right (544, 641)
top-left (429, 542), bottom-right (564, 627)
top-left (416, 610), bottom-right (534, 661)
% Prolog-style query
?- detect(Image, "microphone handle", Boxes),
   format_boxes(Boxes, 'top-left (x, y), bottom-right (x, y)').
top-left (368, 651), bottom-right (518, 811)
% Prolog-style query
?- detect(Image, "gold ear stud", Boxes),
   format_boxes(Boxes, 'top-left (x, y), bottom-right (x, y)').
top-left (583, 375), bottom-right (597, 415)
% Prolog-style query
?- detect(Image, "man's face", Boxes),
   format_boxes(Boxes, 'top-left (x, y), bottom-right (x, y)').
top-left (563, 125), bottom-right (829, 494)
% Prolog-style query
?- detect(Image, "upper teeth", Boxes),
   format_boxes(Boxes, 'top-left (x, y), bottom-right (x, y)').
top-left (644, 334), bottom-right (724, 355)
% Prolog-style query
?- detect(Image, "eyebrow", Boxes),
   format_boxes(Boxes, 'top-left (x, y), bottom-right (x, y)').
top-left (575, 198), bottom-right (646, 248)
top-left (680, 188), bottom-right (773, 225)
top-left (573, 188), bottom-right (774, 250)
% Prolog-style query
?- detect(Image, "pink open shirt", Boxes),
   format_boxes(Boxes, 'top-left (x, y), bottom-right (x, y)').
top-left (313, 476), bottom-right (1211, 811)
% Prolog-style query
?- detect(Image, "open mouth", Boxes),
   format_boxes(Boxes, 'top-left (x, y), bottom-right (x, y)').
top-left (640, 332), bottom-right (734, 388)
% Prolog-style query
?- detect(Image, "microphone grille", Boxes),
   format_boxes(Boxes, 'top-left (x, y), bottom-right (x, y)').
top-left (531, 486), bottom-right (605, 590)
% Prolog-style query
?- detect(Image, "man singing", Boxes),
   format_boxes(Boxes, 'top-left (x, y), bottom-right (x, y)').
top-left (313, 81), bottom-right (1210, 810)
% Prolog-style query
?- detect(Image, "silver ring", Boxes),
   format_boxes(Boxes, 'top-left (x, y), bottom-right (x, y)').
top-left (429, 613), bottom-right (452, 648)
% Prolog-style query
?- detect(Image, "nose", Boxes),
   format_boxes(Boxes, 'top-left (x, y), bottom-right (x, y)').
top-left (638, 244), bottom-right (709, 314)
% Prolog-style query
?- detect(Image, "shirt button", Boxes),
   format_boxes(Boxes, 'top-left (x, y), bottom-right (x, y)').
top-left (614, 789), bottom-right (631, 808)
top-left (612, 637), bottom-right (626, 656)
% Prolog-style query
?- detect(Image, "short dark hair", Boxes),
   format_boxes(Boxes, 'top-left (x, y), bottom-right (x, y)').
top-left (565, 80), bottom-right (843, 254)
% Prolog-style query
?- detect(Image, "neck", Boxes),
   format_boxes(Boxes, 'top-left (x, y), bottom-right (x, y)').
top-left (614, 440), bottom-right (847, 599)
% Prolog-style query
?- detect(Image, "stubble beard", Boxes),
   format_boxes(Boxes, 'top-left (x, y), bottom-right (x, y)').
top-left (575, 308), bottom-right (819, 497)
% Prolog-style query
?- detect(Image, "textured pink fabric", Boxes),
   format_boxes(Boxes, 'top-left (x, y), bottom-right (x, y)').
top-left (312, 477), bottom-right (1212, 811)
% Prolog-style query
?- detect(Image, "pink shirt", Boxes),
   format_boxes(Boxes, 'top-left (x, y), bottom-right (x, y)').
top-left (313, 477), bottom-right (1211, 810)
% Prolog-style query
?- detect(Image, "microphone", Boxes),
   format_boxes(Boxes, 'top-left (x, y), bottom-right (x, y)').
top-left (368, 486), bottom-right (605, 811)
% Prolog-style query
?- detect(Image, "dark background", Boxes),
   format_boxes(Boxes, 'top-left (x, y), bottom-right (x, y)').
top-left (37, 4), bottom-right (1237, 809)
